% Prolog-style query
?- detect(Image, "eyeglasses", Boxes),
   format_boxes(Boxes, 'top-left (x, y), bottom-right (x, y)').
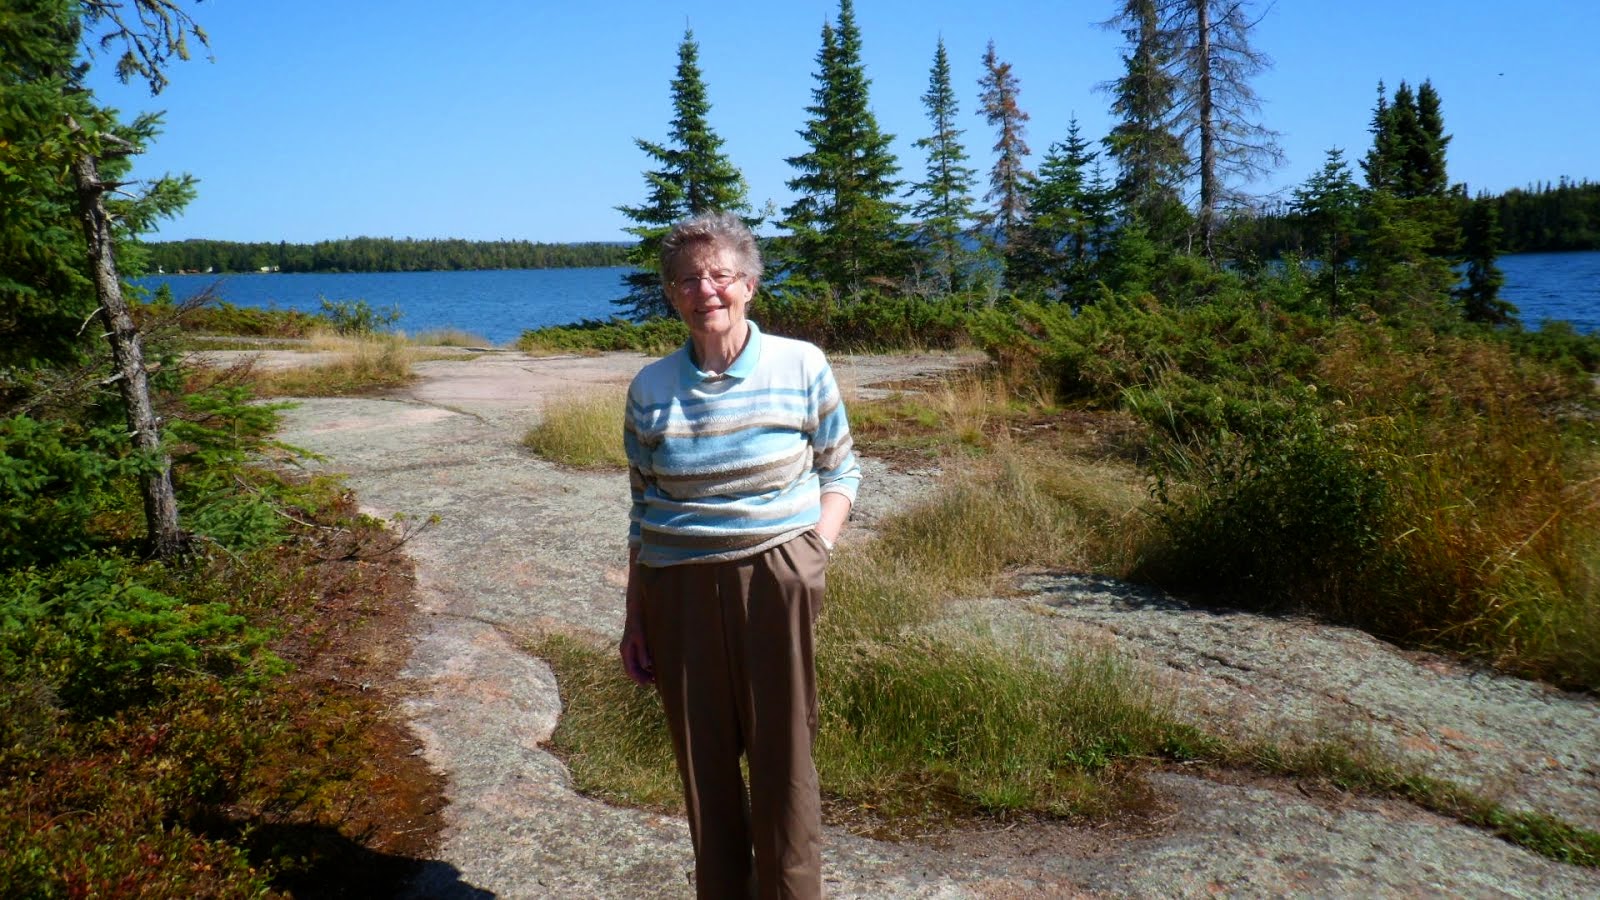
top-left (673, 270), bottom-right (745, 290)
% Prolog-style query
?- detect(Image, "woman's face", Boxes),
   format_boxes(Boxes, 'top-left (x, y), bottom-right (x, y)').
top-left (667, 241), bottom-right (754, 345)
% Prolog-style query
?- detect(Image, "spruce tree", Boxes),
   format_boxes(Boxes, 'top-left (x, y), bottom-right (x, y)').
top-left (1018, 117), bottom-right (1101, 300)
top-left (1360, 80), bottom-right (1400, 193)
top-left (1386, 81), bottom-right (1425, 198)
top-left (1102, 0), bottom-right (1190, 247)
top-left (1291, 148), bottom-right (1361, 312)
top-left (907, 37), bottom-right (978, 294)
top-left (1455, 198), bottom-right (1513, 325)
top-left (977, 40), bottom-right (1034, 269)
top-left (1411, 80), bottom-right (1451, 198)
top-left (782, 0), bottom-right (907, 299)
top-left (615, 29), bottom-right (751, 319)
top-left (1357, 77), bottom-right (1463, 308)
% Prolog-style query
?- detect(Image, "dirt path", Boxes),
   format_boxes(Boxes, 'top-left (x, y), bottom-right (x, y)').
top-left (269, 350), bottom-right (1600, 898)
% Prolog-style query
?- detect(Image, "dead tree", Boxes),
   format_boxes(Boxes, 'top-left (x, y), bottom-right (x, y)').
top-left (70, 128), bottom-right (185, 559)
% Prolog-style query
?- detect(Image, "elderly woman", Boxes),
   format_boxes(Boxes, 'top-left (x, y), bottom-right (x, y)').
top-left (620, 210), bottom-right (858, 898)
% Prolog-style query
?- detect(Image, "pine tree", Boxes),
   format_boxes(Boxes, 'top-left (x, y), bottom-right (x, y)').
top-left (1455, 198), bottom-right (1513, 325)
top-left (1018, 117), bottom-right (1101, 300)
top-left (782, 0), bottom-right (907, 299)
top-left (1, 2), bottom-right (96, 373)
top-left (907, 38), bottom-right (978, 294)
top-left (615, 29), bottom-right (751, 320)
top-left (1102, 0), bottom-right (1190, 247)
top-left (1361, 78), bottom-right (1461, 282)
top-left (1386, 81), bottom-right (1425, 198)
top-left (1360, 81), bottom-right (1394, 192)
top-left (1364, 79), bottom-right (1448, 201)
top-left (1351, 188), bottom-right (1456, 316)
top-left (1291, 148), bottom-right (1361, 312)
top-left (1411, 80), bottom-right (1451, 198)
top-left (977, 40), bottom-right (1034, 268)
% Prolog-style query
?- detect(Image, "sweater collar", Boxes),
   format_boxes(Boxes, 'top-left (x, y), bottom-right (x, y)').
top-left (683, 320), bottom-right (763, 382)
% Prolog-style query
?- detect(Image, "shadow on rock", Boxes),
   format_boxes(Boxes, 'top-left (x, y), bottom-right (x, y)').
top-left (403, 861), bottom-right (499, 898)
top-left (200, 817), bottom-right (494, 899)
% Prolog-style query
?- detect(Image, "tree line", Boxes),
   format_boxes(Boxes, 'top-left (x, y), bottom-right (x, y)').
top-left (1487, 178), bottom-right (1600, 253)
top-left (617, 0), bottom-right (1578, 327)
top-left (136, 236), bottom-right (630, 274)
top-left (1219, 176), bottom-right (1600, 262)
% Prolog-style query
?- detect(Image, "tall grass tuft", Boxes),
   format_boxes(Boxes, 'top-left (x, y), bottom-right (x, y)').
top-left (1319, 326), bottom-right (1600, 687)
top-left (531, 632), bottom-right (683, 810)
top-left (521, 390), bottom-right (630, 469)
top-left (248, 331), bottom-right (417, 397)
top-left (817, 633), bottom-right (1206, 817)
top-left (410, 328), bottom-right (493, 348)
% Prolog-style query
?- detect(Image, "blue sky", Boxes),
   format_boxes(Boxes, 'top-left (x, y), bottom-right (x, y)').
top-left (86, 1), bottom-right (1600, 244)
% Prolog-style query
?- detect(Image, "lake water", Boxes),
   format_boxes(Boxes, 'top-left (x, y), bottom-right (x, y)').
top-left (1496, 251), bottom-right (1600, 333)
top-left (137, 267), bottom-right (633, 345)
top-left (136, 251), bottom-right (1599, 344)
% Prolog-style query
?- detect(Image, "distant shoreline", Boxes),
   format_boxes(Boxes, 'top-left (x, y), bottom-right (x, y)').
top-left (136, 236), bottom-right (633, 275)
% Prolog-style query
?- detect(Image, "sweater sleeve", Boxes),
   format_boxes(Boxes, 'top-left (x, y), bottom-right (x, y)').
top-left (808, 359), bottom-right (860, 504)
top-left (623, 386), bottom-right (649, 549)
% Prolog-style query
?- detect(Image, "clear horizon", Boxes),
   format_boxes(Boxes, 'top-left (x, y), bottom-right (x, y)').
top-left (87, 0), bottom-right (1600, 245)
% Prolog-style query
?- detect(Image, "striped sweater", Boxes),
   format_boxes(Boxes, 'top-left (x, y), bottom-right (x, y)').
top-left (624, 321), bottom-right (861, 567)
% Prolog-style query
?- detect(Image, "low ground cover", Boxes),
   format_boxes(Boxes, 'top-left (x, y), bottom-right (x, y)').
top-left (0, 382), bottom-right (444, 895)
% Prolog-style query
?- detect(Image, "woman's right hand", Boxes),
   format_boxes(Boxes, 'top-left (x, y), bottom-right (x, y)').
top-left (620, 549), bottom-right (654, 685)
top-left (620, 619), bottom-right (654, 686)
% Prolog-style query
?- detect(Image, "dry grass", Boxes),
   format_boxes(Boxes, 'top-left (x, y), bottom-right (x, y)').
top-left (1317, 327), bottom-right (1600, 687)
top-left (521, 390), bottom-right (630, 469)
top-left (247, 332), bottom-right (418, 397)
top-left (822, 451), bottom-right (1145, 640)
top-left (847, 368), bottom-right (1067, 460)
top-left (409, 328), bottom-right (495, 348)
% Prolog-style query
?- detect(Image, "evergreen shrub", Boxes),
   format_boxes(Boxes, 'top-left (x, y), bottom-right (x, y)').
top-left (517, 317), bottom-right (689, 355)
top-left (166, 385), bottom-right (300, 550)
top-left (137, 290), bottom-right (322, 338)
top-left (318, 297), bottom-right (402, 335)
top-left (757, 290), bottom-right (976, 351)
top-left (0, 556), bottom-right (273, 715)
top-left (0, 416), bottom-right (139, 569)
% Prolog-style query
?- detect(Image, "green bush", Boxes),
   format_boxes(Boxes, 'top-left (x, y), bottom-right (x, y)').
top-left (517, 317), bottom-right (689, 354)
top-left (1138, 393), bottom-right (1390, 606)
top-left (167, 385), bottom-right (301, 551)
top-left (0, 556), bottom-right (275, 715)
top-left (1501, 319), bottom-right (1600, 375)
top-left (318, 297), bottom-right (402, 335)
top-left (0, 416), bottom-right (140, 570)
top-left (972, 293), bottom-right (1323, 417)
top-left (138, 289), bottom-right (322, 338)
top-left (520, 292), bottom-right (982, 356)
top-left (757, 291), bottom-right (977, 351)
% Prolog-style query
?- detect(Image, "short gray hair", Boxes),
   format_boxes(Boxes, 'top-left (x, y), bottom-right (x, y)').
top-left (659, 211), bottom-right (763, 284)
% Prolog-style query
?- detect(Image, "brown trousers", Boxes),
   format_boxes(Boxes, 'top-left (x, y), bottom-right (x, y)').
top-left (640, 530), bottom-right (829, 900)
